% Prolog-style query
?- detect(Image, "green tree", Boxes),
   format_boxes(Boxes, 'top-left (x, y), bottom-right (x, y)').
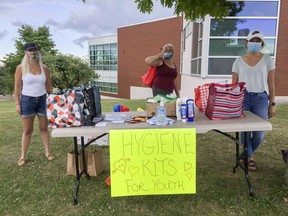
top-left (1, 25), bottom-right (57, 95)
top-left (1, 24), bottom-right (99, 94)
top-left (14, 25), bottom-right (58, 57)
top-left (82, 0), bottom-right (242, 21)
top-left (42, 53), bottom-right (98, 90)
top-left (0, 54), bottom-right (22, 96)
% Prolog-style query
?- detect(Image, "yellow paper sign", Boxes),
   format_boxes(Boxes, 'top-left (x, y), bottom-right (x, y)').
top-left (110, 128), bottom-right (196, 197)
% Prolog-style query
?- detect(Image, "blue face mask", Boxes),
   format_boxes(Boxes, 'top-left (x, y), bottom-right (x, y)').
top-left (163, 52), bottom-right (173, 59)
top-left (247, 42), bottom-right (262, 53)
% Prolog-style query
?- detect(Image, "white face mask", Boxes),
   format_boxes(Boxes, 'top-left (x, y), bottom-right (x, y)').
top-left (27, 50), bottom-right (39, 61)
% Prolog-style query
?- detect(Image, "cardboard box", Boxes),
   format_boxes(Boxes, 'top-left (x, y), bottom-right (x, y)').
top-left (146, 100), bottom-right (176, 117)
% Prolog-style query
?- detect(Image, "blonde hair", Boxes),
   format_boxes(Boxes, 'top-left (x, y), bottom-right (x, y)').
top-left (162, 43), bottom-right (174, 52)
top-left (21, 51), bottom-right (43, 76)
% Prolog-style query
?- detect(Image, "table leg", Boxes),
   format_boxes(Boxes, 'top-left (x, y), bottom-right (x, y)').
top-left (213, 130), bottom-right (254, 197)
top-left (71, 134), bottom-right (107, 205)
top-left (243, 132), bottom-right (254, 196)
top-left (233, 132), bottom-right (240, 173)
top-left (81, 136), bottom-right (90, 179)
top-left (73, 137), bottom-right (80, 205)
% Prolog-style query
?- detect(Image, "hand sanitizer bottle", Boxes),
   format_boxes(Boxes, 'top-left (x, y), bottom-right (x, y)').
top-left (156, 100), bottom-right (167, 125)
top-left (176, 98), bottom-right (182, 121)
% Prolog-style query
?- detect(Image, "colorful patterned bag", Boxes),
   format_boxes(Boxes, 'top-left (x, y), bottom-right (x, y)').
top-left (205, 82), bottom-right (246, 120)
top-left (47, 91), bottom-right (82, 128)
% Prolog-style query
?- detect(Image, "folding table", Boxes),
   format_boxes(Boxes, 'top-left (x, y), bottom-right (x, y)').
top-left (51, 110), bottom-right (272, 205)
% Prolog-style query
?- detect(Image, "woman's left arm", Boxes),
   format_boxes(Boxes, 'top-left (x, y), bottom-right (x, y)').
top-left (174, 79), bottom-right (180, 98)
top-left (43, 64), bottom-right (53, 94)
top-left (268, 69), bottom-right (276, 118)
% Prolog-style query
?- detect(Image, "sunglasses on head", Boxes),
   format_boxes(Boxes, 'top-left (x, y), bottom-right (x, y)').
top-left (252, 31), bottom-right (260, 35)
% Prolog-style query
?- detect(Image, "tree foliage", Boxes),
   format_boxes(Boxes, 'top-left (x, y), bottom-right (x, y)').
top-left (14, 25), bottom-right (58, 57)
top-left (1, 25), bottom-right (98, 94)
top-left (42, 54), bottom-right (98, 90)
top-left (1, 25), bottom-right (58, 95)
top-left (82, 0), bottom-right (243, 21)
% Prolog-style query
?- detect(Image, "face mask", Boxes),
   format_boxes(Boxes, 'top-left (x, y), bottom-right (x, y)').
top-left (27, 51), bottom-right (39, 61)
top-left (163, 52), bottom-right (173, 60)
top-left (247, 42), bottom-right (262, 53)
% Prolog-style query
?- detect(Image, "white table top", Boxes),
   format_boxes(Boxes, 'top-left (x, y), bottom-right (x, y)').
top-left (51, 110), bottom-right (272, 138)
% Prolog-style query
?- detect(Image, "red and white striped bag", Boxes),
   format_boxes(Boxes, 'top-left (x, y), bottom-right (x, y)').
top-left (194, 83), bottom-right (210, 113)
top-left (205, 82), bottom-right (246, 120)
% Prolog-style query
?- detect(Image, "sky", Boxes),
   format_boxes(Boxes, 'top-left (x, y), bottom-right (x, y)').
top-left (0, 0), bottom-right (175, 61)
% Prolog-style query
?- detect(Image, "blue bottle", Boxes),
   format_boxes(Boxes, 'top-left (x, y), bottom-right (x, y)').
top-left (186, 99), bottom-right (195, 122)
top-left (181, 103), bottom-right (187, 122)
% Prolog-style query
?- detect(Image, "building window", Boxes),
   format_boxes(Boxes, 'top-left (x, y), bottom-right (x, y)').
top-left (89, 42), bottom-right (118, 94)
top-left (190, 22), bottom-right (203, 75)
top-left (89, 43), bottom-right (118, 71)
top-left (94, 81), bottom-right (118, 93)
top-left (207, 0), bottom-right (279, 75)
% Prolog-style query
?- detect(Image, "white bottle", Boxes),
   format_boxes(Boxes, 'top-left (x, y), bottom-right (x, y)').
top-left (156, 101), bottom-right (167, 125)
top-left (176, 98), bottom-right (182, 120)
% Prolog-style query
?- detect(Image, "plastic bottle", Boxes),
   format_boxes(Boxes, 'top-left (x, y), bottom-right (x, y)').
top-left (156, 100), bottom-right (167, 125)
top-left (176, 98), bottom-right (182, 120)
top-left (186, 99), bottom-right (195, 122)
top-left (180, 102), bottom-right (187, 122)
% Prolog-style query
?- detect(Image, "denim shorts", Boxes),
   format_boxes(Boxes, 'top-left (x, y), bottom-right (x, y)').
top-left (21, 94), bottom-right (47, 117)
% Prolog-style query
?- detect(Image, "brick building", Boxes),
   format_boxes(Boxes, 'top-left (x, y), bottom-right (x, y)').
top-left (89, 0), bottom-right (287, 99)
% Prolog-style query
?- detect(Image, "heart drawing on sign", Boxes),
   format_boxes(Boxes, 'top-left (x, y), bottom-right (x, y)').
top-left (128, 166), bottom-right (140, 177)
top-left (113, 158), bottom-right (128, 174)
top-left (184, 162), bottom-right (192, 171)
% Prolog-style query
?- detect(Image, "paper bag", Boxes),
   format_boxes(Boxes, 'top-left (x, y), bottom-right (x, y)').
top-left (86, 149), bottom-right (104, 176)
top-left (67, 150), bottom-right (84, 176)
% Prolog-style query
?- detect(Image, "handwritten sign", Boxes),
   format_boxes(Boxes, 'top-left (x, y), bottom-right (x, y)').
top-left (110, 128), bottom-right (196, 197)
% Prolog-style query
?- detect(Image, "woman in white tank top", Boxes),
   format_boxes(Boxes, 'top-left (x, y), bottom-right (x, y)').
top-left (14, 42), bottom-right (54, 166)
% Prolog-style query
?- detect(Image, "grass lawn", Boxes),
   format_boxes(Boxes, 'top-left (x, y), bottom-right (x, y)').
top-left (0, 99), bottom-right (287, 216)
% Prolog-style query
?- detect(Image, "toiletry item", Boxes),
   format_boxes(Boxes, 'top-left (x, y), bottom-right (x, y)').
top-left (176, 98), bottom-right (182, 120)
top-left (156, 101), bottom-right (167, 125)
top-left (181, 103), bottom-right (187, 122)
top-left (186, 99), bottom-right (195, 122)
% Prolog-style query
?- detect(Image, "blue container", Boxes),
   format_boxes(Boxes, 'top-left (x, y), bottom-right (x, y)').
top-left (186, 99), bottom-right (195, 122)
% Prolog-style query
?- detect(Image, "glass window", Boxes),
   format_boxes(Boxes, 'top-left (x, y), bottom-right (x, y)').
top-left (227, 1), bottom-right (278, 17)
top-left (208, 58), bottom-right (236, 75)
top-left (210, 19), bottom-right (277, 37)
top-left (191, 59), bottom-right (201, 75)
top-left (209, 38), bottom-right (275, 56)
top-left (192, 23), bottom-right (200, 59)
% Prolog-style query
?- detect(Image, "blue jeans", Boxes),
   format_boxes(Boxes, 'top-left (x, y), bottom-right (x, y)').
top-left (242, 92), bottom-right (269, 157)
top-left (21, 94), bottom-right (47, 117)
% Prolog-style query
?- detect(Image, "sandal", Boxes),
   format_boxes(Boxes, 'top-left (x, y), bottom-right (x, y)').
top-left (248, 160), bottom-right (256, 171)
top-left (17, 158), bottom-right (25, 166)
top-left (46, 153), bottom-right (55, 161)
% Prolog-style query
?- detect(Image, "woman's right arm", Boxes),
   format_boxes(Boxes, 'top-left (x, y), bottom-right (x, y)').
top-left (145, 53), bottom-right (163, 66)
top-left (14, 65), bottom-right (22, 114)
top-left (231, 72), bottom-right (238, 84)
